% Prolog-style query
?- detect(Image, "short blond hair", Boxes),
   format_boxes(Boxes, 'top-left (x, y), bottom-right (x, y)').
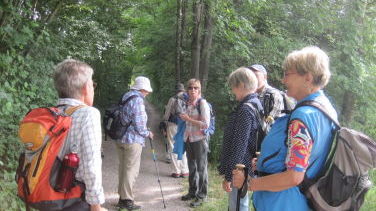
top-left (187, 78), bottom-right (201, 90)
top-left (228, 67), bottom-right (258, 92)
top-left (283, 46), bottom-right (331, 88)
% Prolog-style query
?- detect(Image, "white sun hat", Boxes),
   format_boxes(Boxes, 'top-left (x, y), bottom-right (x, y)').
top-left (130, 76), bottom-right (153, 92)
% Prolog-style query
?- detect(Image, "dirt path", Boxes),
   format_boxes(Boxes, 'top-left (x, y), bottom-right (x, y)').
top-left (101, 101), bottom-right (191, 211)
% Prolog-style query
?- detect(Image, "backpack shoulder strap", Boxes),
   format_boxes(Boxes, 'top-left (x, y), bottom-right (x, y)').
top-left (120, 95), bottom-right (138, 106)
top-left (196, 98), bottom-right (203, 115)
top-left (65, 105), bottom-right (86, 116)
top-left (244, 102), bottom-right (263, 127)
top-left (296, 100), bottom-right (340, 128)
top-left (293, 100), bottom-right (340, 193)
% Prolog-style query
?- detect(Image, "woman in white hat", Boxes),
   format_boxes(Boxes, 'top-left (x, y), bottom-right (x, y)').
top-left (115, 76), bottom-right (154, 210)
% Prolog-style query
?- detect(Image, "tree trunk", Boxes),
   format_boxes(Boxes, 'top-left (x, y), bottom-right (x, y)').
top-left (339, 0), bottom-right (367, 126)
top-left (191, 0), bottom-right (203, 79)
top-left (175, 0), bottom-right (187, 83)
top-left (341, 91), bottom-right (355, 125)
top-left (181, 0), bottom-right (187, 77)
top-left (199, 3), bottom-right (213, 94)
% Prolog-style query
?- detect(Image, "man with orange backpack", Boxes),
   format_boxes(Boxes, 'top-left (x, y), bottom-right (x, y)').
top-left (17, 59), bottom-right (107, 211)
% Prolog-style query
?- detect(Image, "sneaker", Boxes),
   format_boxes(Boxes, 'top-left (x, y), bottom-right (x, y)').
top-left (181, 193), bottom-right (195, 201)
top-left (180, 173), bottom-right (189, 178)
top-left (118, 199), bottom-right (141, 210)
top-left (171, 173), bottom-right (181, 178)
top-left (190, 198), bottom-right (204, 207)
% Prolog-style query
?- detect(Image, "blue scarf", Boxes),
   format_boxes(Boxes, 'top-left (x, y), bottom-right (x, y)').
top-left (173, 118), bottom-right (186, 160)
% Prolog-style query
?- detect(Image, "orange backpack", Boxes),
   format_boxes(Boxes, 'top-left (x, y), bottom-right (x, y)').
top-left (16, 106), bottom-right (85, 210)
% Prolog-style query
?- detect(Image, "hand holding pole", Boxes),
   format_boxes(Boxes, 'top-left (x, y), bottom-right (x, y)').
top-left (234, 164), bottom-right (245, 211)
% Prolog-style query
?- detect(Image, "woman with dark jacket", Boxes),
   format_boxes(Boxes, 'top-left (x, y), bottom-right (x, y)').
top-left (218, 67), bottom-right (263, 211)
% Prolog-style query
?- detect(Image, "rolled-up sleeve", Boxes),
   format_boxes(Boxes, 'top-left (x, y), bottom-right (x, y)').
top-left (78, 108), bottom-right (105, 205)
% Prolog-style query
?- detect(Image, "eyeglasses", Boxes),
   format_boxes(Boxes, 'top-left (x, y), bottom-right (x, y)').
top-left (188, 86), bottom-right (200, 90)
top-left (283, 72), bottom-right (298, 78)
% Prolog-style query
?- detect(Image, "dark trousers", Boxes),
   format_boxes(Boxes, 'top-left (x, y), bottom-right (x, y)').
top-left (186, 139), bottom-right (208, 199)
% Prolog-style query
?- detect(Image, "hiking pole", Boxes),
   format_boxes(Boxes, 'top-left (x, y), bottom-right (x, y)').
top-left (149, 137), bottom-right (167, 209)
top-left (235, 164), bottom-right (246, 211)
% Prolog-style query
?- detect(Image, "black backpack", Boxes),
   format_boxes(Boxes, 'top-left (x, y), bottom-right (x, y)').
top-left (244, 102), bottom-right (265, 154)
top-left (103, 95), bottom-right (137, 140)
top-left (167, 95), bottom-right (180, 124)
top-left (263, 88), bottom-right (295, 119)
top-left (167, 93), bottom-right (189, 124)
top-left (294, 100), bottom-right (376, 211)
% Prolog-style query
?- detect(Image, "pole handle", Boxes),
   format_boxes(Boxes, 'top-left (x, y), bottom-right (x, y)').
top-left (235, 164), bottom-right (245, 171)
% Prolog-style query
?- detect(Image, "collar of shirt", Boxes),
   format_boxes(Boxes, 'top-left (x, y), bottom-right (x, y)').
top-left (187, 97), bottom-right (201, 106)
top-left (57, 98), bottom-right (86, 106)
top-left (297, 90), bottom-right (323, 104)
top-left (128, 90), bottom-right (145, 99)
top-left (238, 93), bottom-right (258, 106)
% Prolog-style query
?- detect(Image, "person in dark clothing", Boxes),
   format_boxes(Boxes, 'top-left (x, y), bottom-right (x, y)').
top-left (218, 67), bottom-right (263, 211)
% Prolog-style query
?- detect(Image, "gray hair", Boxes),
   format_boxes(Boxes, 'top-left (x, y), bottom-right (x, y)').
top-left (283, 46), bottom-right (331, 88)
top-left (228, 67), bottom-right (258, 92)
top-left (53, 59), bottom-right (93, 99)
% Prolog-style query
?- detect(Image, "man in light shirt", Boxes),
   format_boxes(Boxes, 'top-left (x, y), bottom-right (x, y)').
top-left (54, 59), bottom-right (106, 211)
top-left (162, 83), bottom-right (189, 178)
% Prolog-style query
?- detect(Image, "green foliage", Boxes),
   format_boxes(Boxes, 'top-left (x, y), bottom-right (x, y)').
top-left (361, 169), bottom-right (376, 211)
top-left (1, 0), bottom-right (376, 209)
top-left (190, 165), bottom-right (229, 211)
top-left (0, 132), bottom-right (24, 210)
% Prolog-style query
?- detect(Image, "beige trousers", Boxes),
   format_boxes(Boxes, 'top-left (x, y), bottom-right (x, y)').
top-left (116, 142), bottom-right (143, 201)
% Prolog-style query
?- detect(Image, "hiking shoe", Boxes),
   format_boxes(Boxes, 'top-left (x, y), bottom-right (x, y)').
top-left (118, 199), bottom-right (141, 210)
top-left (190, 198), bottom-right (205, 207)
top-left (116, 199), bottom-right (126, 207)
top-left (181, 193), bottom-right (195, 201)
top-left (171, 173), bottom-right (181, 178)
top-left (180, 173), bottom-right (189, 178)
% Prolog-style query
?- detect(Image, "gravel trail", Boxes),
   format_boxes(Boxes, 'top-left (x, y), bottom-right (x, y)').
top-left (102, 101), bottom-right (191, 211)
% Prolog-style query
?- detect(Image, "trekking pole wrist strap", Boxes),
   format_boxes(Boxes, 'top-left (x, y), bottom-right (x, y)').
top-left (240, 167), bottom-right (249, 198)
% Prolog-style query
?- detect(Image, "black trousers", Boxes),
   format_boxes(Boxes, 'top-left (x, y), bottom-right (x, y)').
top-left (185, 139), bottom-right (208, 199)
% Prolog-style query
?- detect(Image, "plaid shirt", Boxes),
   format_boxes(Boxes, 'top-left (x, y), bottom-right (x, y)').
top-left (117, 90), bottom-right (150, 146)
top-left (57, 98), bottom-right (105, 205)
top-left (163, 92), bottom-right (185, 121)
top-left (259, 84), bottom-right (285, 119)
top-left (184, 98), bottom-right (210, 142)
